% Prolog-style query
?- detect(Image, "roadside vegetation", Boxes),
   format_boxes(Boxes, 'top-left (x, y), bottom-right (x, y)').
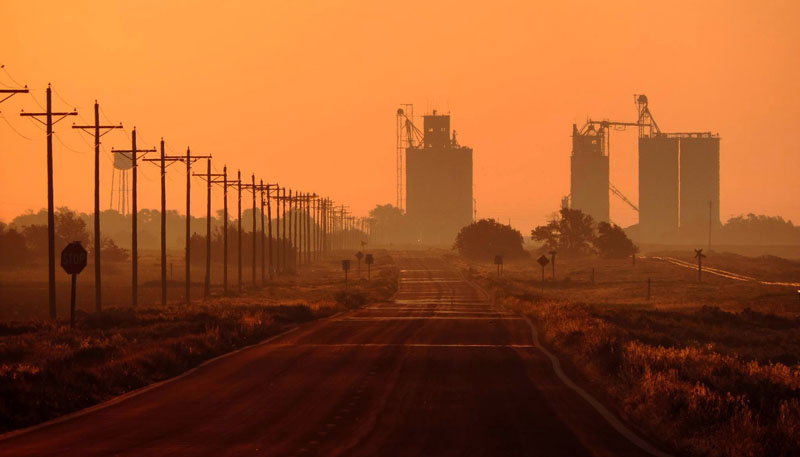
top-left (463, 253), bottom-right (800, 457)
top-left (0, 252), bottom-right (397, 434)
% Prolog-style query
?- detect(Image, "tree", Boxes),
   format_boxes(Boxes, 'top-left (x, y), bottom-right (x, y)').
top-left (595, 222), bottom-right (638, 258)
top-left (54, 207), bottom-right (90, 246)
top-left (531, 208), bottom-right (595, 256)
top-left (101, 237), bottom-right (129, 262)
top-left (455, 219), bottom-right (527, 260)
top-left (369, 204), bottom-right (409, 244)
top-left (718, 213), bottom-right (800, 245)
top-left (0, 222), bottom-right (28, 268)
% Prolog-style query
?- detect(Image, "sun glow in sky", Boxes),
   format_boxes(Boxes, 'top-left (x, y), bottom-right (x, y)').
top-left (2, 0), bottom-right (798, 232)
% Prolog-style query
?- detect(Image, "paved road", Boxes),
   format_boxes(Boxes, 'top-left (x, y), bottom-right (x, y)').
top-left (0, 254), bottom-right (657, 456)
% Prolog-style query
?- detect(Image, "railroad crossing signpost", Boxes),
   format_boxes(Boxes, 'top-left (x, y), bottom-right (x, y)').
top-left (494, 254), bottom-right (503, 276)
top-left (342, 259), bottom-right (351, 291)
top-left (537, 255), bottom-right (549, 294)
top-left (695, 249), bottom-right (706, 282)
top-left (365, 254), bottom-right (374, 281)
top-left (61, 242), bottom-right (87, 328)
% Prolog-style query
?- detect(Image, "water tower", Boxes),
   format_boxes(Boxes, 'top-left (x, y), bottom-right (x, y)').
top-left (110, 151), bottom-right (132, 215)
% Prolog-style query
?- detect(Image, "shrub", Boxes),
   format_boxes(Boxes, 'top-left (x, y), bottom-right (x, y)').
top-left (595, 222), bottom-right (638, 258)
top-left (455, 219), bottom-right (527, 260)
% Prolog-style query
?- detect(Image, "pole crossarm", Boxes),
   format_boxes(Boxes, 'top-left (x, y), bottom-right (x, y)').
top-left (20, 108), bottom-right (77, 125)
top-left (1, 88), bottom-right (29, 104)
top-left (72, 112), bottom-right (123, 137)
top-left (112, 147), bottom-right (157, 159)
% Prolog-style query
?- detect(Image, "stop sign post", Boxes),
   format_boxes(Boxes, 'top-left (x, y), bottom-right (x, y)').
top-left (61, 242), bottom-right (88, 328)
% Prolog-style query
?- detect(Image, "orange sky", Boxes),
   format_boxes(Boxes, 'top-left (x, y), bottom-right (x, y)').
top-left (1, 0), bottom-right (798, 233)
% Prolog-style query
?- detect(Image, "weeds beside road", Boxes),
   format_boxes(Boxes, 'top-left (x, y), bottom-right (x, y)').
top-left (0, 252), bottom-right (398, 434)
top-left (464, 251), bottom-right (800, 457)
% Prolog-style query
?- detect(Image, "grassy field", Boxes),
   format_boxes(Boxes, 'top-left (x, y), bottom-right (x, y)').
top-left (458, 249), bottom-right (800, 457)
top-left (0, 251), bottom-right (398, 433)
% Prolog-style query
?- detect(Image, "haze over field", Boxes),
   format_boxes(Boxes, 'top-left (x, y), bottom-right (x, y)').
top-left (1, 0), bottom-right (799, 232)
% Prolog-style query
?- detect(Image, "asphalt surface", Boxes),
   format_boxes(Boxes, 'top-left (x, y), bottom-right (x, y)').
top-left (0, 254), bottom-right (658, 456)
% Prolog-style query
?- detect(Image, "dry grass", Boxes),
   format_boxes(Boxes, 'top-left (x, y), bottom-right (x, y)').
top-left (0, 251), bottom-right (398, 433)
top-left (462, 251), bottom-right (800, 457)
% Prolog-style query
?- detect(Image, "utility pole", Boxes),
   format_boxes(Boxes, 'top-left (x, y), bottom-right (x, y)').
top-left (281, 187), bottom-right (287, 273)
top-left (274, 186), bottom-right (281, 275)
top-left (241, 175), bottom-right (257, 286)
top-left (237, 170), bottom-right (242, 293)
top-left (111, 128), bottom-right (156, 307)
top-left (252, 174), bottom-right (256, 286)
top-left (177, 147), bottom-right (211, 305)
top-left (260, 180), bottom-right (266, 286)
top-left (296, 192), bottom-right (302, 267)
top-left (20, 85), bottom-right (77, 319)
top-left (218, 168), bottom-right (238, 294)
top-left (206, 160), bottom-right (212, 299)
top-left (72, 101), bottom-right (122, 312)
top-left (284, 189), bottom-right (297, 269)
top-left (306, 194), bottom-right (316, 265)
top-left (708, 200), bottom-right (713, 250)
top-left (143, 142), bottom-right (189, 306)
top-left (267, 184), bottom-right (275, 279)
top-left (193, 159), bottom-right (223, 300)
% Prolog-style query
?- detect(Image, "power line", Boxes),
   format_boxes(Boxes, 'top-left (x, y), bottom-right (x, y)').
top-left (0, 112), bottom-right (35, 140)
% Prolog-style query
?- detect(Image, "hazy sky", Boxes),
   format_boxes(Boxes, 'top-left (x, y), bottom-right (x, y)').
top-left (1, 0), bottom-right (798, 233)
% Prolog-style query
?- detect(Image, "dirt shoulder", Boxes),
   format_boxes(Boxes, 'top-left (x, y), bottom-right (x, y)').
top-left (453, 252), bottom-right (800, 457)
top-left (0, 251), bottom-right (398, 434)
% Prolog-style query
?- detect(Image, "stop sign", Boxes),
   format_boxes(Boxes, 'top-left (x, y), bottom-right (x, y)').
top-left (61, 242), bottom-right (88, 275)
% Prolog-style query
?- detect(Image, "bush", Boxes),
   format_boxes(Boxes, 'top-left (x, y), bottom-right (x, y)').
top-left (595, 222), bottom-right (638, 258)
top-left (334, 291), bottom-right (368, 309)
top-left (0, 223), bottom-right (28, 268)
top-left (455, 219), bottom-right (527, 261)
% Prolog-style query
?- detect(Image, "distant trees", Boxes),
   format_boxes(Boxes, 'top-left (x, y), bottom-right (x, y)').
top-left (0, 222), bottom-right (28, 268)
top-left (531, 208), bottom-right (596, 256)
top-left (101, 238), bottom-right (129, 262)
top-left (369, 204), bottom-right (409, 244)
top-left (455, 219), bottom-right (527, 260)
top-left (531, 208), bottom-right (638, 257)
top-left (595, 222), bottom-right (639, 258)
top-left (718, 214), bottom-right (800, 245)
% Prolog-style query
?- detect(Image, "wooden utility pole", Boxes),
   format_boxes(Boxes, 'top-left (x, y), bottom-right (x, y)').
top-left (111, 128), bottom-right (155, 307)
top-left (221, 168), bottom-right (238, 294)
top-left (20, 85), bottom-right (76, 319)
top-left (193, 158), bottom-right (222, 300)
top-left (223, 168), bottom-right (229, 293)
top-left (242, 175), bottom-right (257, 286)
top-left (72, 101), bottom-right (122, 312)
top-left (160, 140), bottom-right (167, 306)
top-left (275, 187), bottom-right (286, 273)
top-left (143, 143), bottom-right (190, 306)
top-left (176, 147), bottom-right (212, 305)
top-left (237, 170), bottom-right (242, 293)
top-left (187, 148), bottom-right (192, 303)
top-left (260, 179), bottom-right (266, 286)
top-left (252, 175), bottom-right (257, 285)
top-left (267, 184), bottom-right (275, 279)
top-left (206, 160), bottom-right (212, 299)
top-left (275, 186), bottom-right (282, 275)
top-left (283, 189), bottom-right (292, 269)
